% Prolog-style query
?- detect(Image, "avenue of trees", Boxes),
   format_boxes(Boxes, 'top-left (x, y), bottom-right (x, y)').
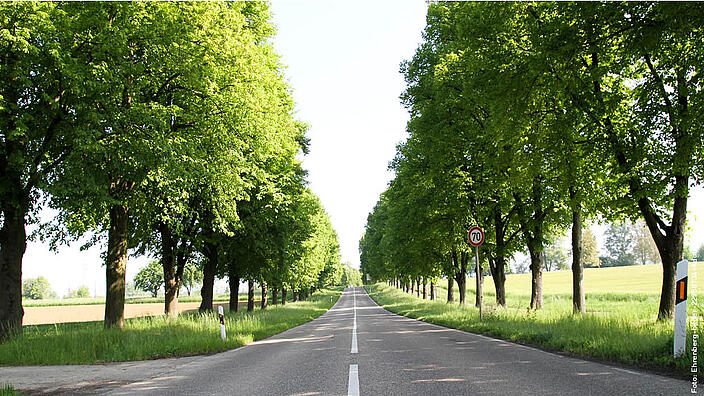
top-left (0, 2), bottom-right (343, 341)
top-left (360, 2), bottom-right (703, 321)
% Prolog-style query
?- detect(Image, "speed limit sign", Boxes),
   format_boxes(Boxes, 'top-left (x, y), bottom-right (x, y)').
top-left (468, 226), bottom-right (484, 246)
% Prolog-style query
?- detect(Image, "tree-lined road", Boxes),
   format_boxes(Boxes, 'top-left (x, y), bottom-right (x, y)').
top-left (1, 287), bottom-right (687, 395)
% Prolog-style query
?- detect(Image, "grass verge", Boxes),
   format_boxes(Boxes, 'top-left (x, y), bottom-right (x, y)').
top-left (1, 288), bottom-right (341, 366)
top-left (1, 383), bottom-right (21, 396)
top-left (369, 282), bottom-right (700, 378)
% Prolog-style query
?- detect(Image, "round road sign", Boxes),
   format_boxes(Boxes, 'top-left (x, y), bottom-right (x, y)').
top-left (468, 226), bottom-right (485, 246)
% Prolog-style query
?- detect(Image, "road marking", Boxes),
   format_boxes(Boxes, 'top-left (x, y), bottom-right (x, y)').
top-left (347, 364), bottom-right (359, 396)
top-left (351, 288), bottom-right (358, 353)
top-left (614, 367), bottom-right (643, 376)
top-left (351, 328), bottom-right (358, 354)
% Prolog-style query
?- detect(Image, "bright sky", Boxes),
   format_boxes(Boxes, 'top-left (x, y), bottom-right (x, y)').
top-left (21, 1), bottom-right (704, 297)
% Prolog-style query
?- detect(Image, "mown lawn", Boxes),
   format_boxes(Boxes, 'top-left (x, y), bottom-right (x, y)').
top-left (371, 263), bottom-right (703, 377)
top-left (1, 288), bottom-right (341, 366)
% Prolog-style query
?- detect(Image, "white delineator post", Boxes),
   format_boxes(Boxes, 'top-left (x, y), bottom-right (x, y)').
top-left (218, 305), bottom-right (226, 341)
top-left (675, 259), bottom-right (688, 357)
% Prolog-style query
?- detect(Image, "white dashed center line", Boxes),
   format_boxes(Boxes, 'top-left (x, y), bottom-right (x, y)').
top-left (348, 364), bottom-right (359, 396)
top-left (352, 289), bottom-right (358, 354)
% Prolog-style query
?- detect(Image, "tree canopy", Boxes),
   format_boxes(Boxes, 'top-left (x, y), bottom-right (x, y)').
top-left (360, 2), bottom-right (704, 320)
top-left (1, 2), bottom-right (342, 341)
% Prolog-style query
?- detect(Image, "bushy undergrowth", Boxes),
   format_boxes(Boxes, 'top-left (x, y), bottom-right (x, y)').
top-left (1, 289), bottom-right (341, 366)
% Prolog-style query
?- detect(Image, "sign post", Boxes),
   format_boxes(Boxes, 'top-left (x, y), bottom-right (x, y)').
top-left (675, 259), bottom-right (688, 357)
top-left (218, 305), bottom-right (226, 341)
top-left (468, 226), bottom-right (485, 321)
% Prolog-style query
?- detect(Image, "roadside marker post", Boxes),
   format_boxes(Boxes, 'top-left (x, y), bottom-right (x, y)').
top-left (468, 226), bottom-right (485, 321)
top-left (218, 305), bottom-right (226, 341)
top-left (675, 259), bottom-right (688, 357)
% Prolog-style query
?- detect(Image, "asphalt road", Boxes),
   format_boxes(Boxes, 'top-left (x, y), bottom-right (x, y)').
top-left (1, 287), bottom-right (690, 395)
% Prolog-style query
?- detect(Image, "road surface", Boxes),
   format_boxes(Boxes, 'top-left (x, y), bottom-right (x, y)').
top-left (1, 287), bottom-right (689, 395)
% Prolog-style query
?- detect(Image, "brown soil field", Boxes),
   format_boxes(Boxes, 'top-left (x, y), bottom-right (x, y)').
top-left (22, 301), bottom-right (252, 326)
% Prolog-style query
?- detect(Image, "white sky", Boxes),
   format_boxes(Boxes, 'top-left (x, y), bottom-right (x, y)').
top-left (21, 1), bottom-right (704, 297)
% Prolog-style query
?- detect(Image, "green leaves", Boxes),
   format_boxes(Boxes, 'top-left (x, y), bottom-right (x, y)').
top-left (363, 3), bottom-right (704, 318)
top-left (134, 260), bottom-right (164, 298)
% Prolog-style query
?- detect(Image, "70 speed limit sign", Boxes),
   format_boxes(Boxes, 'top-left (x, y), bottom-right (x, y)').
top-left (468, 226), bottom-right (485, 246)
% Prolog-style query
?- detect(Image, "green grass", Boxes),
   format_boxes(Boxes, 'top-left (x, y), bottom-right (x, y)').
top-left (372, 263), bottom-right (704, 377)
top-left (2, 288), bottom-right (341, 366)
top-left (1, 383), bottom-right (21, 396)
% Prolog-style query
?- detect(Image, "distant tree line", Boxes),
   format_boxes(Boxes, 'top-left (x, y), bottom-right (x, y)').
top-left (1, 2), bottom-right (343, 342)
top-left (21, 277), bottom-right (56, 300)
top-left (359, 2), bottom-right (703, 321)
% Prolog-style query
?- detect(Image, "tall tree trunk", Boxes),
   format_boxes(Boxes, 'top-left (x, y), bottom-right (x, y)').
top-left (422, 278), bottom-right (427, 299)
top-left (160, 223), bottom-right (179, 317)
top-left (571, 189), bottom-right (585, 314)
top-left (447, 276), bottom-right (454, 303)
top-left (455, 251), bottom-right (467, 305)
top-left (228, 271), bottom-right (239, 312)
top-left (489, 257), bottom-right (506, 307)
top-left (430, 283), bottom-right (436, 300)
top-left (527, 243), bottom-right (544, 310)
top-left (105, 203), bottom-right (129, 328)
top-left (490, 205), bottom-right (507, 307)
top-left (515, 179), bottom-right (546, 311)
top-left (247, 280), bottom-right (255, 312)
top-left (260, 281), bottom-right (268, 310)
top-left (410, 279), bottom-right (414, 295)
top-left (281, 288), bottom-right (287, 305)
top-left (292, 290), bottom-right (299, 302)
top-left (0, 203), bottom-right (27, 342)
top-left (416, 278), bottom-right (420, 297)
top-left (198, 240), bottom-right (217, 312)
top-left (272, 287), bottom-right (279, 305)
top-left (641, 188), bottom-right (687, 320)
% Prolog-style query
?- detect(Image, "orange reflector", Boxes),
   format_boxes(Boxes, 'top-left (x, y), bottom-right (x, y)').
top-left (680, 281), bottom-right (685, 300)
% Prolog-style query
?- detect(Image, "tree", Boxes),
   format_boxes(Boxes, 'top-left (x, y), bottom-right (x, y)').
top-left (21, 277), bottom-right (56, 300)
top-left (633, 221), bottom-right (660, 265)
top-left (604, 222), bottom-right (636, 266)
top-left (341, 263), bottom-right (362, 287)
top-left (363, 2), bottom-right (703, 321)
top-left (0, 2), bottom-right (98, 341)
top-left (581, 229), bottom-right (601, 268)
top-left (66, 286), bottom-right (90, 299)
top-left (134, 260), bottom-right (164, 298)
top-left (684, 245), bottom-right (694, 261)
top-left (697, 244), bottom-right (704, 262)
top-left (544, 2), bottom-right (704, 320)
top-left (543, 237), bottom-right (569, 272)
top-left (513, 258), bottom-right (530, 274)
top-left (182, 260), bottom-right (203, 297)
